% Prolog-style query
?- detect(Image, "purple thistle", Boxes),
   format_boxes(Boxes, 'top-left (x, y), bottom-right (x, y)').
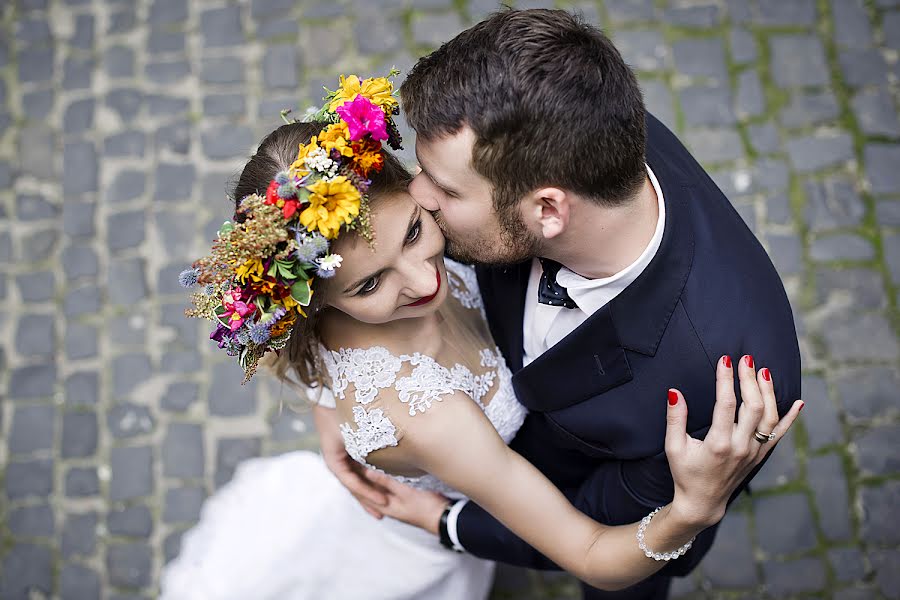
top-left (179, 267), bottom-right (200, 288)
top-left (275, 171), bottom-right (290, 185)
top-left (316, 266), bottom-right (336, 279)
top-left (295, 243), bottom-right (320, 263)
top-left (278, 182), bottom-right (297, 198)
top-left (249, 322), bottom-right (271, 345)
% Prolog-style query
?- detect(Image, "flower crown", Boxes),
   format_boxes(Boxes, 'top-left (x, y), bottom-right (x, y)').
top-left (180, 72), bottom-right (403, 382)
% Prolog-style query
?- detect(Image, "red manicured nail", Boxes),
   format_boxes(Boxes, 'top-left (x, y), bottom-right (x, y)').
top-left (722, 355), bottom-right (732, 368)
top-left (799, 401), bottom-right (805, 412)
top-left (668, 390), bottom-right (678, 406)
top-left (744, 355), bottom-right (754, 368)
top-left (761, 368), bottom-right (771, 382)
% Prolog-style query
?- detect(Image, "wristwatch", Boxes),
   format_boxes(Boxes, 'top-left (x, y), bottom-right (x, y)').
top-left (438, 502), bottom-right (463, 552)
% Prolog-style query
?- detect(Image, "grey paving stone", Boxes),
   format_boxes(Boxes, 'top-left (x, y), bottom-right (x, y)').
top-left (641, 80), bottom-right (676, 131)
top-left (861, 481), bottom-right (900, 544)
top-left (766, 194), bottom-right (792, 226)
top-left (61, 411), bottom-right (98, 458)
top-left (64, 98), bottom-right (95, 135)
top-left (876, 200), bottom-right (900, 226)
top-left (161, 350), bottom-right (203, 374)
top-left (155, 210), bottom-right (196, 259)
top-left (16, 193), bottom-right (56, 221)
top-left (62, 512), bottom-right (98, 558)
top-left (215, 437), bottom-right (262, 488)
top-left (65, 371), bottom-right (99, 405)
top-left (757, 0), bottom-right (817, 25)
top-left (885, 11), bottom-right (900, 49)
top-left (270, 409), bottom-right (315, 442)
top-left (698, 511), bottom-right (757, 588)
top-left (685, 128), bottom-right (744, 163)
top-left (833, 0), bottom-right (873, 48)
top-left (111, 352), bottom-right (153, 398)
top-left (203, 93), bottom-right (246, 117)
top-left (251, 0), bottom-right (295, 19)
top-left (884, 233), bottom-right (900, 284)
top-left (62, 244), bottom-right (99, 281)
top-left (855, 424), bottom-right (900, 475)
top-left (765, 233), bottom-right (803, 277)
top-left (355, 5), bottom-right (404, 54)
top-left (680, 85), bottom-right (735, 127)
top-left (9, 363), bottom-right (56, 400)
top-left (201, 125), bottom-right (253, 159)
top-left (16, 270), bottom-right (55, 302)
top-left (104, 45), bottom-right (135, 78)
top-left (824, 312), bottom-right (900, 361)
top-left (0, 544), bottom-right (53, 598)
top-left (64, 283), bottom-right (102, 317)
top-left (9, 404), bottom-right (55, 454)
top-left (770, 35), bottom-right (830, 88)
top-left (805, 177), bottom-right (865, 231)
top-left (605, 0), bottom-right (655, 22)
top-left (22, 89), bottom-right (55, 120)
top-left (262, 45), bottom-right (298, 89)
top-left (810, 233), bottom-right (875, 262)
top-left (839, 49), bottom-right (889, 87)
top-left (164, 486), bottom-right (206, 523)
top-left (663, 5), bottom-right (721, 27)
top-left (163, 530), bottom-right (184, 563)
top-left (107, 210), bottom-right (146, 251)
top-left (156, 119), bottom-right (192, 154)
top-left (66, 322), bottom-right (99, 360)
top-left (105, 88), bottom-right (144, 122)
top-left (808, 453), bottom-right (853, 542)
top-left (835, 367), bottom-right (900, 419)
top-left (256, 17), bottom-right (298, 40)
top-left (146, 59), bottom-right (190, 84)
top-left (672, 38), bottom-right (727, 81)
top-left (201, 6), bottom-right (243, 48)
top-left (65, 466), bottom-right (100, 497)
top-left (5, 458), bottom-right (53, 499)
top-left (19, 125), bottom-right (56, 178)
top-left (18, 45), bottom-right (54, 83)
top-left (109, 9), bottom-right (136, 33)
top-left (146, 94), bottom-right (190, 116)
top-left (104, 130), bottom-right (146, 157)
top-left (108, 403), bottom-right (155, 438)
top-left (16, 17), bottom-right (52, 43)
top-left (154, 163), bottom-right (195, 202)
top-left (209, 361), bottom-right (258, 416)
top-left (161, 381), bottom-right (200, 412)
top-left (865, 143), bottom-right (900, 195)
top-left (828, 548), bottom-right (866, 584)
top-left (869, 549), bottom-right (900, 599)
top-left (735, 70), bottom-right (765, 118)
top-left (60, 564), bottom-right (101, 600)
top-left (754, 493), bottom-right (818, 555)
top-left (63, 199), bottom-right (97, 238)
top-left (8, 504), bottom-right (54, 537)
top-left (614, 30), bottom-right (668, 72)
top-left (63, 141), bottom-right (98, 195)
top-left (163, 423), bottom-right (205, 478)
top-left (107, 542), bottom-right (153, 588)
top-left (107, 169), bottom-right (147, 204)
top-left (110, 446), bottom-right (154, 501)
top-left (852, 89), bottom-right (900, 137)
top-left (149, 0), bottom-right (188, 24)
top-left (108, 505), bottom-right (154, 537)
top-left (0, 232), bottom-right (10, 263)
top-left (412, 13), bottom-right (465, 48)
top-left (22, 229), bottom-right (58, 262)
top-left (147, 29), bottom-right (185, 54)
top-left (63, 54), bottom-right (95, 90)
top-left (762, 557), bottom-right (826, 594)
top-left (107, 258), bottom-right (148, 306)
top-left (0, 161), bottom-right (12, 188)
top-left (200, 56), bottom-right (244, 84)
top-left (161, 302), bottom-right (198, 347)
top-left (786, 133), bottom-right (854, 173)
top-left (71, 13), bottom-right (95, 49)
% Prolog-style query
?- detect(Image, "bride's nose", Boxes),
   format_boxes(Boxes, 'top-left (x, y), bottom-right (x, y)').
top-left (399, 260), bottom-right (436, 298)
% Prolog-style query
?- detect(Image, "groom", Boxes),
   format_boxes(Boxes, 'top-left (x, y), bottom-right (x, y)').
top-left (324, 8), bottom-right (801, 599)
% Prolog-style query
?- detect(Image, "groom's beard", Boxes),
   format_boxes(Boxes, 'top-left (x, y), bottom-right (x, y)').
top-left (433, 208), bottom-right (543, 267)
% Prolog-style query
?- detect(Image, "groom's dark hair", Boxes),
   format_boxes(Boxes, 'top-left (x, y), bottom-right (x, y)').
top-left (401, 8), bottom-right (646, 210)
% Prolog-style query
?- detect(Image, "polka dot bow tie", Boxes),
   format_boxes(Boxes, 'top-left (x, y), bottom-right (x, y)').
top-left (537, 258), bottom-right (577, 309)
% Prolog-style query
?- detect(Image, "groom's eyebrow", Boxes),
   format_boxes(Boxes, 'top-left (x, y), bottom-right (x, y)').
top-left (416, 152), bottom-right (459, 196)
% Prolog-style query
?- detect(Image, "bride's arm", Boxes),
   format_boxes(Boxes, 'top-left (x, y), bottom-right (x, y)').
top-left (378, 358), bottom-right (802, 591)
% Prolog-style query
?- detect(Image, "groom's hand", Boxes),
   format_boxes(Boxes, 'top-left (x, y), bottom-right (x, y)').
top-left (362, 469), bottom-right (450, 536)
top-left (313, 404), bottom-right (389, 518)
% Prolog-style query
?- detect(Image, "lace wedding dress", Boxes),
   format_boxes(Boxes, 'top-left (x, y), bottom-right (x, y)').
top-left (160, 260), bottom-right (528, 600)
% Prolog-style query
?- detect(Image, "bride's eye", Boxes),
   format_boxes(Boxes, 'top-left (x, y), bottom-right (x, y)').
top-left (405, 219), bottom-right (422, 244)
top-left (357, 277), bottom-right (380, 296)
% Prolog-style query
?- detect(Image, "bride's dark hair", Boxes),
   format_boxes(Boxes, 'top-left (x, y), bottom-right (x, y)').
top-left (231, 121), bottom-right (413, 392)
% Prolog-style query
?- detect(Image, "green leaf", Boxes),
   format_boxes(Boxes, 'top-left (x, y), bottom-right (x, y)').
top-left (290, 279), bottom-right (312, 306)
top-left (218, 221), bottom-right (234, 237)
top-left (213, 305), bottom-right (230, 328)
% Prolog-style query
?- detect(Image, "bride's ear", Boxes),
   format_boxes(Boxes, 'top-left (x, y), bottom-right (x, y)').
top-left (523, 187), bottom-right (571, 240)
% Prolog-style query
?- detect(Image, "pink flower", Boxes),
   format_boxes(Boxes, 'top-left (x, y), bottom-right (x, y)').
top-left (336, 95), bottom-right (388, 142)
top-left (222, 287), bottom-right (257, 331)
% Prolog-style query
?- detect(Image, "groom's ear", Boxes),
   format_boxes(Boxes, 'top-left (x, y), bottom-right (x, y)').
top-left (524, 187), bottom-right (571, 240)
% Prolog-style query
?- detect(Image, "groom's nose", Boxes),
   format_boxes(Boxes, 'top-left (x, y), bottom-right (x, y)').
top-left (409, 174), bottom-right (440, 211)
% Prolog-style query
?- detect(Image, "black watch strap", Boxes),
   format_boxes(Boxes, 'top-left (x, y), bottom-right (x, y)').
top-left (438, 502), bottom-right (462, 553)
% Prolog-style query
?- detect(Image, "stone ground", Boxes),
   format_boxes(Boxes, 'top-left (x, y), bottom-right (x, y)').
top-left (1, 0), bottom-right (899, 598)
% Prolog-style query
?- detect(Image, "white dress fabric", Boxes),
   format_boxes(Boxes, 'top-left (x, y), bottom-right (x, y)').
top-left (159, 260), bottom-right (528, 600)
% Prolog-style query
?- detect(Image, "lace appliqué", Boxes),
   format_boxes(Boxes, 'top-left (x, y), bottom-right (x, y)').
top-left (394, 352), bottom-right (497, 416)
top-left (340, 405), bottom-right (398, 464)
top-left (323, 346), bottom-right (402, 405)
top-left (445, 259), bottom-right (486, 318)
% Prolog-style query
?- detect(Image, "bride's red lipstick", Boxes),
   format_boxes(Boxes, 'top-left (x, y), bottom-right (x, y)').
top-left (404, 269), bottom-right (441, 307)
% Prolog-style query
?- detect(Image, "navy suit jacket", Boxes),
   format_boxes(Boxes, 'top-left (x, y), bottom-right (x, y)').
top-left (457, 113), bottom-right (802, 578)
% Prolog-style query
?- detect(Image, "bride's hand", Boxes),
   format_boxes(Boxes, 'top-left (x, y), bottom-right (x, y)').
top-left (665, 356), bottom-right (803, 528)
top-left (361, 469), bottom-right (451, 535)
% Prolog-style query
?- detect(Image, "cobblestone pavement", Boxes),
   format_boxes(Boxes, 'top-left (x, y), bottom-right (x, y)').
top-left (1, 0), bottom-right (899, 598)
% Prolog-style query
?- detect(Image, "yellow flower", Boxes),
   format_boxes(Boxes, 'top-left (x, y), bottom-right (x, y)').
top-left (329, 75), bottom-right (398, 113)
top-left (317, 122), bottom-right (354, 158)
top-left (289, 136), bottom-right (319, 178)
top-left (299, 176), bottom-right (361, 239)
top-left (235, 258), bottom-right (264, 284)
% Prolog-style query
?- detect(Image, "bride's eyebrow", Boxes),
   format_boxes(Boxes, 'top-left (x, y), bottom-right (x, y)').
top-left (341, 205), bottom-right (420, 294)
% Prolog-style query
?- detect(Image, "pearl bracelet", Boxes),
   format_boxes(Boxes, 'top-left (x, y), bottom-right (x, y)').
top-left (636, 507), bottom-right (696, 561)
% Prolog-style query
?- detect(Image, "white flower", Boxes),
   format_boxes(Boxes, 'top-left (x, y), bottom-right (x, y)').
top-left (318, 254), bottom-right (343, 271)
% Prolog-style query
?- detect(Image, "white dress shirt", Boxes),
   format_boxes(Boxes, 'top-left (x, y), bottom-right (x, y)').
top-left (447, 164), bottom-right (666, 551)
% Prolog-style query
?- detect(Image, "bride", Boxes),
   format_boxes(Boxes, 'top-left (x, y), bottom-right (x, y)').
top-left (162, 75), bottom-right (801, 599)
